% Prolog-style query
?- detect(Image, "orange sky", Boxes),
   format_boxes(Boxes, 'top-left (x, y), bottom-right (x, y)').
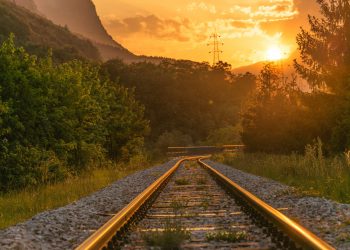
top-left (92, 0), bottom-right (319, 67)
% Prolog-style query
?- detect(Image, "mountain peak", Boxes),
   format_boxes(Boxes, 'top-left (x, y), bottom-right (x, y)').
top-left (33, 0), bottom-right (117, 47)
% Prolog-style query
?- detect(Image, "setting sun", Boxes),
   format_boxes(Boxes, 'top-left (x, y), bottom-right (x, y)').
top-left (266, 47), bottom-right (283, 61)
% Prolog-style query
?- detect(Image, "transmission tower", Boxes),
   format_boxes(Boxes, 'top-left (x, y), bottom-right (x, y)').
top-left (208, 32), bottom-right (223, 66)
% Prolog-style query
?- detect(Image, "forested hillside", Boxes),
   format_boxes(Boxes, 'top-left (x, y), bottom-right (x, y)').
top-left (13, 0), bottom-right (37, 12)
top-left (0, 0), bottom-right (100, 62)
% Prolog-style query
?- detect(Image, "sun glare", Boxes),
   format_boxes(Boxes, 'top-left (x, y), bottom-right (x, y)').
top-left (266, 47), bottom-right (283, 61)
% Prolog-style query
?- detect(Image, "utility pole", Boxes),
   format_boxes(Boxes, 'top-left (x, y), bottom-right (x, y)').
top-left (208, 31), bottom-right (223, 66)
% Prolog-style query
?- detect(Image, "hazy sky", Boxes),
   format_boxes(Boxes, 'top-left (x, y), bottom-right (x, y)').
top-left (93, 0), bottom-right (319, 67)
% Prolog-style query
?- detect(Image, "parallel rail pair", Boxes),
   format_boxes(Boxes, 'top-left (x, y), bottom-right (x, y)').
top-left (76, 157), bottom-right (334, 250)
top-left (167, 145), bottom-right (245, 156)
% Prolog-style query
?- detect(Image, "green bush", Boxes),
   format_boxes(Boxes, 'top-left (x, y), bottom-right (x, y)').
top-left (0, 36), bottom-right (148, 192)
top-left (0, 145), bottom-right (67, 191)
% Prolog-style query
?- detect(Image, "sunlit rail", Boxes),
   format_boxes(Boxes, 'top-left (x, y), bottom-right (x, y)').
top-left (76, 156), bottom-right (334, 250)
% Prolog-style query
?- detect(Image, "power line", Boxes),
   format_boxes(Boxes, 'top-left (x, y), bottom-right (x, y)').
top-left (208, 31), bottom-right (223, 66)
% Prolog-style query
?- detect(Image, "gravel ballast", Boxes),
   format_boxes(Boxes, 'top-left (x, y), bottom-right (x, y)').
top-left (1, 159), bottom-right (349, 249)
top-left (0, 160), bottom-right (177, 250)
top-left (204, 160), bottom-right (350, 249)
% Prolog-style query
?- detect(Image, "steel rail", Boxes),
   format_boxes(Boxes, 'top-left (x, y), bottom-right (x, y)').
top-left (198, 158), bottom-right (335, 250)
top-left (76, 156), bottom-right (199, 250)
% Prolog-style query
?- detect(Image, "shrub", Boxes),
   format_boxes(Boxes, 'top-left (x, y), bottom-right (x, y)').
top-left (0, 146), bottom-right (67, 191)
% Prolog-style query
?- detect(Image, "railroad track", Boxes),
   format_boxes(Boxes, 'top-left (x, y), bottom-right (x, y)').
top-left (76, 157), bottom-right (334, 250)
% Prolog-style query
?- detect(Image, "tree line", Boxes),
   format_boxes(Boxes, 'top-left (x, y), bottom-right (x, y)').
top-left (102, 60), bottom-right (255, 155)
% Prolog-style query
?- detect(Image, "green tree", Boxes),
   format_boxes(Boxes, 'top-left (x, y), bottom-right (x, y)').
top-left (241, 64), bottom-right (308, 153)
top-left (295, 0), bottom-right (350, 94)
top-left (294, 0), bottom-right (350, 151)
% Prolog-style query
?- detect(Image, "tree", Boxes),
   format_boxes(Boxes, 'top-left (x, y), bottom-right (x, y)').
top-left (295, 0), bottom-right (350, 94)
top-left (241, 63), bottom-right (308, 153)
top-left (294, 0), bottom-right (350, 151)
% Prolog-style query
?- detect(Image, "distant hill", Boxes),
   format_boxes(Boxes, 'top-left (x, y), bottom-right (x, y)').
top-left (0, 0), bottom-right (101, 62)
top-left (32, 0), bottom-right (139, 62)
top-left (233, 50), bottom-right (309, 90)
top-left (233, 61), bottom-right (265, 75)
top-left (233, 50), bottom-right (300, 75)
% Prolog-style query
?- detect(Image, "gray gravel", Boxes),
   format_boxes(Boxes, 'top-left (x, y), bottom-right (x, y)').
top-left (1, 158), bottom-right (349, 249)
top-left (205, 160), bottom-right (350, 249)
top-left (0, 160), bottom-right (177, 250)
top-left (124, 162), bottom-right (277, 249)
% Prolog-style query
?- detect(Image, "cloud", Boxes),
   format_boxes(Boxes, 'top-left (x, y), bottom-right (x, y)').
top-left (187, 2), bottom-right (217, 14)
top-left (226, 0), bottom-right (298, 20)
top-left (102, 0), bottom-right (300, 44)
top-left (96, 0), bottom-right (317, 66)
top-left (104, 14), bottom-right (273, 44)
top-left (104, 15), bottom-right (195, 42)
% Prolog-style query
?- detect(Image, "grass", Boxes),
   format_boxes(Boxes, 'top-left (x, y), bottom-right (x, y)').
top-left (206, 231), bottom-right (247, 242)
top-left (197, 178), bottom-right (207, 185)
top-left (200, 197), bottom-right (210, 210)
top-left (214, 140), bottom-right (350, 203)
top-left (336, 232), bottom-right (350, 242)
top-left (0, 164), bottom-right (149, 229)
top-left (195, 186), bottom-right (207, 191)
top-left (143, 222), bottom-right (190, 250)
top-left (174, 178), bottom-right (190, 186)
top-left (170, 200), bottom-right (187, 215)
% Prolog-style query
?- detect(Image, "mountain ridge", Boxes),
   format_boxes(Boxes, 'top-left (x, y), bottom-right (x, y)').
top-left (8, 0), bottom-right (179, 63)
top-left (0, 0), bottom-right (101, 62)
top-left (32, 0), bottom-right (140, 62)
top-left (13, 0), bottom-right (37, 13)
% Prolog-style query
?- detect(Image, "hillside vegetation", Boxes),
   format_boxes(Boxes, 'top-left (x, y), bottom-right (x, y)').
top-left (0, 0), bottom-right (100, 62)
top-left (32, 0), bottom-right (138, 62)
top-left (13, 0), bottom-right (38, 13)
top-left (34, 0), bottom-right (116, 47)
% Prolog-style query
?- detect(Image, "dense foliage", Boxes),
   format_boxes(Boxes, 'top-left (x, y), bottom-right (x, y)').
top-left (241, 64), bottom-right (338, 153)
top-left (0, 36), bottom-right (148, 191)
top-left (294, 0), bottom-right (350, 152)
top-left (102, 60), bottom-right (255, 152)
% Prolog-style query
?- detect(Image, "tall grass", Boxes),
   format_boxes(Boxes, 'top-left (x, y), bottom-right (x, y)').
top-left (0, 163), bottom-right (150, 229)
top-left (216, 139), bottom-right (350, 203)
